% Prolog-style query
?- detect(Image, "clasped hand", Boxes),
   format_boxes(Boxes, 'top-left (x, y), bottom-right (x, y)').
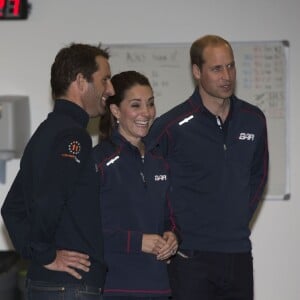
top-left (142, 231), bottom-right (178, 261)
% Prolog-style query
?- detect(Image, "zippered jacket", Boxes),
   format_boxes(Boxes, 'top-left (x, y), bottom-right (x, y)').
top-left (1, 100), bottom-right (106, 287)
top-left (147, 89), bottom-right (269, 253)
top-left (93, 131), bottom-right (178, 296)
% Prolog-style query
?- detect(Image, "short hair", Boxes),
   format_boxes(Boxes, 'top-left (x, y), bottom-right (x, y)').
top-left (99, 70), bottom-right (152, 141)
top-left (190, 35), bottom-right (233, 70)
top-left (50, 43), bottom-right (110, 99)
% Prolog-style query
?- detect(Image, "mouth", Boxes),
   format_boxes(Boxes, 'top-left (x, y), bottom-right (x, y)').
top-left (135, 120), bottom-right (150, 127)
top-left (220, 84), bottom-right (232, 92)
top-left (100, 95), bottom-right (109, 108)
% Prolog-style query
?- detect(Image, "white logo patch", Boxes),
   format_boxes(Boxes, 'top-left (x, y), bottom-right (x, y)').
top-left (178, 115), bottom-right (194, 126)
top-left (154, 174), bottom-right (168, 181)
top-left (239, 133), bottom-right (255, 141)
top-left (106, 155), bottom-right (120, 166)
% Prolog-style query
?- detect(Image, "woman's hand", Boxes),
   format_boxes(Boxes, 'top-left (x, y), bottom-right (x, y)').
top-left (156, 231), bottom-right (178, 261)
top-left (141, 234), bottom-right (167, 255)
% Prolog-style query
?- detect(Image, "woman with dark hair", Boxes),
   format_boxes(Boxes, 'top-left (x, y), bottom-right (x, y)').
top-left (93, 71), bottom-right (179, 300)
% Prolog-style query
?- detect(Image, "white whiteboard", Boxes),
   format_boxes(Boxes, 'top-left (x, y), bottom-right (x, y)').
top-left (107, 41), bottom-right (290, 200)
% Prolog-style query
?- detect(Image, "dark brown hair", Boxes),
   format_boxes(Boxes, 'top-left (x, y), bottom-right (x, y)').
top-left (50, 43), bottom-right (109, 99)
top-left (99, 70), bottom-right (152, 141)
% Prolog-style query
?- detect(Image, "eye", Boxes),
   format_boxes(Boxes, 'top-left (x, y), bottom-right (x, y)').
top-left (102, 77), bottom-right (111, 84)
top-left (148, 100), bottom-right (155, 107)
top-left (131, 102), bottom-right (140, 108)
top-left (212, 66), bottom-right (222, 73)
top-left (227, 62), bottom-right (235, 69)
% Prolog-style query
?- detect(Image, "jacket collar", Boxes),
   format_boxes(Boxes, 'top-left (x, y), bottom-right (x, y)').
top-left (189, 87), bottom-right (235, 121)
top-left (53, 99), bottom-right (89, 128)
top-left (110, 129), bottom-right (151, 154)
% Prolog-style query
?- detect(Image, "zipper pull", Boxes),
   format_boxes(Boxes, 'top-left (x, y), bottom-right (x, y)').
top-left (140, 171), bottom-right (147, 188)
top-left (216, 116), bottom-right (223, 130)
top-left (216, 116), bottom-right (227, 150)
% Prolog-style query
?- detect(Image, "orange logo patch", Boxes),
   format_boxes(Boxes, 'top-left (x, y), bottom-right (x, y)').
top-left (68, 141), bottom-right (81, 155)
top-left (61, 140), bottom-right (81, 163)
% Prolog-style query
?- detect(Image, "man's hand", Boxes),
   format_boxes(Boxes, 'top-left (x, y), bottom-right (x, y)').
top-left (44, 250), bottom-right (91, 279)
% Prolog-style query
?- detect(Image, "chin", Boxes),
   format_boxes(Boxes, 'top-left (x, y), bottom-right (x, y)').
top-left (95, 105), bottom-right (105, 117)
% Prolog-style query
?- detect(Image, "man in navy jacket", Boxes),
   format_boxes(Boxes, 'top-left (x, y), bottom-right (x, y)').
top-left (147, 35), bottom-right (269, 300)
top-left (1, 43), bottom-right (115, 300)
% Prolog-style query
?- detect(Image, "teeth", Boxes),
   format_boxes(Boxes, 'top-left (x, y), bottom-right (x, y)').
top-left (136, 121), bottom-right (148, 125)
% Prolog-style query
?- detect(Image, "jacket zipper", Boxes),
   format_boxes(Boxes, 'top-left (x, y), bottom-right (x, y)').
top-left (216, 116), bottom-right (227, 151)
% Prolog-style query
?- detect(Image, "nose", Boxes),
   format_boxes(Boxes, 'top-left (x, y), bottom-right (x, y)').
top-left (221, 68), bottom-right (231, 81)
top-left (107, 80), bottom-right (115, 96)
top-left (142, 104), bottom-right (156, 119)
top-left (142, 106), bottom-right (151, 117)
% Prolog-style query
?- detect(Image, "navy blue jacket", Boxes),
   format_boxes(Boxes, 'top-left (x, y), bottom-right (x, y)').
top-left (1, 100), bottom-right (106, 287)
top-left (147, 89), bottom-right (269, 253)
top-left (93, 131), bottom-right (177, 297)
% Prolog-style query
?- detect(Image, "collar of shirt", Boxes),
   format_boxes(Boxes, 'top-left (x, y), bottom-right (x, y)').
top-left (53, 99), bottom-right (89, 128)
top-left (190, 88), bottom-right (235, 123)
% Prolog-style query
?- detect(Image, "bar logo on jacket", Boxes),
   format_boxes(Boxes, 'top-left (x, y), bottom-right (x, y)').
top-left (238, 132), bottom-right (255, 141)
top-left (154, 174), bottom-right (167, 181)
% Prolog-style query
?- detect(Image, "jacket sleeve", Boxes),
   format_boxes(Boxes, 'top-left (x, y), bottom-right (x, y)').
top-left (249, 117), bottom-right (269, 219)
top-left (29, 128), bottom-right (92, 265)
top-left (147, 118), bottom-right (171, 158)
top-left (103, 228), bottom-right (143, 254)
top-left (2, 128), bottom-right (92, 266)
top-left (1, 171), bottom-right (32, 259)
top-left (164, 188), bottom-right (181, 244)
top-left (149, 119), bottom-right (181, 240)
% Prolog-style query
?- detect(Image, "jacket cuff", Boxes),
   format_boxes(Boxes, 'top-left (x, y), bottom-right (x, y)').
top-left (172, 227), bottom-right (182, 245)
top-left (31, 244), bottom-right (56, 266)
top-left (126, 231), bottom-right (142, 253)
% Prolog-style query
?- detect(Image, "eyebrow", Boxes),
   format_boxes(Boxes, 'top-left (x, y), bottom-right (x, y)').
top-left (128, 96), bottom-right (154, 102)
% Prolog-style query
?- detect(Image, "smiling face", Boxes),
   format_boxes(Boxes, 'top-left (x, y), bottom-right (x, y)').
top-left (110, 84), bottom-right (156, 147)
top-left (83, 56), bottom-right (115, 117)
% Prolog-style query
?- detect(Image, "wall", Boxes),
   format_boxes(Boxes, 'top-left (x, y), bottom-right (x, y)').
top-left (0, 1), bottom-right (299, 299)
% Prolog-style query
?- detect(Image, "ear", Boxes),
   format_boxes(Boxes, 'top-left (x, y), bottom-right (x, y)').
top-left (110, 104), bottom-right (120, 120)
top-left (192, 64), bottom-right (201, 81)
top-left (76, 73), bottom-right (87, 93)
